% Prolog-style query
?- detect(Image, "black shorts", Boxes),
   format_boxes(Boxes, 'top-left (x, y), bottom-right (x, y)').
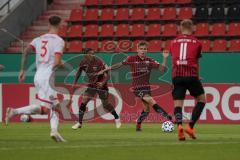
top-left (84, 87), bottom-right (109, 100)
top-left (134, 86), bottom-right (151, 99)
top-left (172, 77), bottom-right (205, 100)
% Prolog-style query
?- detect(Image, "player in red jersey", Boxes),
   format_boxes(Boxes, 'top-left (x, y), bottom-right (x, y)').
top-left (168, 19), bottom-right (206, 140)
top-left (97, 42), bottom-right (172, 131)
top-left (71, 48), bottom-right (121, 129)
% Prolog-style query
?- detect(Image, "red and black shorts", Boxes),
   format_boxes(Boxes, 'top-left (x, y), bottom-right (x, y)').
top-left (133, 86), bottom-right (151, 99)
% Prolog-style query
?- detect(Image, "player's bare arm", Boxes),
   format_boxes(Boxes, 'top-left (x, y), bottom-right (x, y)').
top-left (97, 62), bottom-right (123, 75)
top-left (19, 45), bottom-right (33, 83)
top-left (158, 50), bottom-right (169, 72)
top-left (72, 67), bottom-right (82, 91)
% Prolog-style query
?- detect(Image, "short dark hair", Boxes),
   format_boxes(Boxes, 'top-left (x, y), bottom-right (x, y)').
top-left (83, 48), bottom-right (94, 54)
top-left (137, 41), bottom-right (148, 48)
top-left (48, 16), bottom-right (61, 27)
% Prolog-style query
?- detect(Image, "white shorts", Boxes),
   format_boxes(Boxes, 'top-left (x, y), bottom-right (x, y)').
top-left (34, 70), bottom-right (58, 108)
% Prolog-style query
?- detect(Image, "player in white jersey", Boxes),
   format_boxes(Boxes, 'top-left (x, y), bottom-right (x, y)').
top-left (5, 16), bottom-right (66, 142)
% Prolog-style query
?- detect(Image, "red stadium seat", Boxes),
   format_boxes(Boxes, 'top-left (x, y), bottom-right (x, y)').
top-left (146, 24), bottom-right (161, 37)
top-left (176, 0), bottom-right (192, 4)
top-left (58, 25), bottom-right (68, 37)
top-left (131, 40), bottom-right (141, 52)
top-left (100, 8), bottom-right (114, 20)
top-left (200, 40), bottom-right (211, 52)
top-left (194, 23), bottom-right (209, 37)
top-left (161, 0), bottom-right (176, 4)
top-left (130, 8), bottom-right (145, 20)
top-left (84, 9), bottom-right (99, 20)
top-left (162, 8), bottom-right (177, 20)
top-left (228, 23), bottom-right (240, 36)
top-left (68, 9), bottom-right (83, 22)
top-left (163, 40), bottom-right (171, 50)
top-left (229, 40), bottom-right (240, 51)
top-left (68, 25), bottom-right (82, 38)
top-left (212, 39), bottom-right (227, 51)
top-left (115, 8), bottom-right (129, 20)
top-left (116, 24), bottom-right (130, 37)
top-left (148, 40), bottom-right (162, 52)
top-left (178, 7), bottom-right (193, 20)
top-left (162, 24), bottom-right (177, 36)
top-left (100, 40), bottom-right (117, 52)
top-left (85, 0), bottom-right (98, 5)
top-left (129, 0), bottom-right (145, 4)
top-left (211, 23), bottom-right (226, 36)
top-left (68, 41), bottom-right (83, 52)
top-left (100, 0), bottom-right (114, 5)
top-left (130, 24), bottom-right (145, 37)
top-left (146, 0), bottom-right (160, 4)
top-left (115, 0), bottom-right (130, 5)
top-left (100, 24), bottom-right (114, 37)
top-left (146, 8), bottom-right (161, 20)
top-left (84, 25), bottom-right (99, 37)
top-left (85, 40), bottom-right (99, 51)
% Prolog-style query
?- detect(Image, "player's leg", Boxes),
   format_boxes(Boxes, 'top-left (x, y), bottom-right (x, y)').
top-left (72, 88), bottom-right (93, 129)
top-left (136, 101), bottom-right (150, 131)
top-left (172, 77), bottom-right (187, 141)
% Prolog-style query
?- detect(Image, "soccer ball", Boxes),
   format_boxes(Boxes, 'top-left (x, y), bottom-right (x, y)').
top-left (20, 114), bottom-right (30, 122)
top-left (161, 121), bottom-right (174, 132)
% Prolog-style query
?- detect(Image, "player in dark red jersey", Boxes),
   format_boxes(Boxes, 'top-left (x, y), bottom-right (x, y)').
top-left (97, 42), bottom-right (172, 131)
top-left (168, 19), bottom-right (206, 141)
top-left (71, 48), bottom-right (121, 129)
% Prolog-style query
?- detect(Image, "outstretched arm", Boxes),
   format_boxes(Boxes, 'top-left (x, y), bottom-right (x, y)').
top-left (158, 50), bottom-right (169, 72)
top-left (97, 62), bottom-right (123, 75)
top-left (73, 67), bottom-right (82, 86)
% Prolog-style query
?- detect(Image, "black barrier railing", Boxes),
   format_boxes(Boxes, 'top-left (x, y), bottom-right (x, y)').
top-left (0, 0), bottom-right (12, 14)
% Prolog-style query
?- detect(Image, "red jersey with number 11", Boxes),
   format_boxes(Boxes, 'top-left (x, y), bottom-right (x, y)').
top-left (169, 34), bottom-right (202, 78)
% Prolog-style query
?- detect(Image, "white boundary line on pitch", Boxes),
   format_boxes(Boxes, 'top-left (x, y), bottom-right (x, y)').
top-left (0, 141), bottom-right (240, 151)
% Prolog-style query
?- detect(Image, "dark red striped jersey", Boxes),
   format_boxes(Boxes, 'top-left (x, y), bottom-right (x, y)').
top-left (122, 55), bottom-right (160, 89)
top-left (169, 34), bottom-right (202, 78)
top-left (79, 56), bottom-right (108, 88)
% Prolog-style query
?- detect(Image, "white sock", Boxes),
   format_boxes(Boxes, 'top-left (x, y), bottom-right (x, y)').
top-left (50, 110), bottom-right (59, 133)
top-left (15, 104), bottom-right (41, 115)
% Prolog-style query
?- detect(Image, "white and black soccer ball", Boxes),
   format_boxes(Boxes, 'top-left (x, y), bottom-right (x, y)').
top-left (161, 121), bottom-right (174, 132)
top-left (20, 114), bottom-right (30, 122)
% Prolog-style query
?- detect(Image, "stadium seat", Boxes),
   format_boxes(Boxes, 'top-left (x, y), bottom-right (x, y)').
top-left (211, 23), bottom-right (226, 36)
top-left (226, 5), bottom-right (240, 20)
top-left (116, 24), bottom-right (130, 37)
top-left (84, 25), bottom-right (99, 37)
top-left (200, 40), bottom-right (211, 52)
top-left (117, 40), bottom-right (132, 52)
top-left (178, 7), bottom-right (193, 20)
top-left (176, 0), bottom-right (192, 4)
top-left (162, 24), bottom-right (177, 37)
top-left (100, 40), bottom-right (117, 52)
top-left (115, 0), bottom-right (130, 5)
top-left (84, 9), bottom-right (99, 20)
top-left (68, 41), bottom-right (83, 52)
top-left (210, 5), bottom-right (225, 20)
top-left (68, 9), bottom-right (83, 22)
top-left (162, 8), bottom-right (177, 20)
top-left (68, 25), bottom-right (83, 38)
top-left (129, 0), bottom-right (145, 4)
top-left (100, 24), bottom-right (114, 37)
top-left (146, 8), bottom-right (161, 20)
top-left (212, 39), bottom-right (227, 52)
top-left (146, 0), bottom-right (160, 4)
top-left (130, 24), bottom-right (145, 37)
top-left (194, 6), bottom-right (209, 20)
top-left (100, 8), bottom-right (114, 20)
top-left (58, 25), bottom-right (68, 38)
top-left (163, 40), bottom-right (171, 50)
top-left (85, 40), bottom-right (99, 51)
top-left (229, 40), bottom-right (240, 51)
top-left (100, 0), bottom-right (115, 5)
top-left (130, 8), bottom-right (145, 20)
top-left (148, 40), bottom-right (162, 52)
top-left (85, 0), bottom-right (98, 5)
top-left (146, 24), bottom-right (161, 37)
top-left (228, 23), bottom-right (240, 36)
top-left (194, 23), bottom-right (209, 37)
top-left (161, 0), bottom-right (176, 4)
top-left (115, 8), bottom-right (129, 21)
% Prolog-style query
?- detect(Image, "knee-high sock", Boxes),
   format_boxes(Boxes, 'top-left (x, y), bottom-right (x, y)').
top-left (79, 103), bottom-right (87, 124)
top-left (152, 104), bottom-right (172, 120)
top-left (50, 110), bottom-right (59, 133)
top-left (190, 102), bottom-right (205, 129)
top-left (137, 110), bottom-right (149, 124)
top-left (174, 106), bottom-right (182, 125)
top-left (15, 104), bottom-right (41, 115)
top-left (103, 103), bottom-right (119, 119)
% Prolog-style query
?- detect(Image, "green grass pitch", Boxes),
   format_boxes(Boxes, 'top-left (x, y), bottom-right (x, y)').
top-left (0, 123), bottom-right (240, 160)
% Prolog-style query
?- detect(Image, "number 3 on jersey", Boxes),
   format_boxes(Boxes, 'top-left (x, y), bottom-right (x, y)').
top-left (39, 40), bottom-right (49, 63)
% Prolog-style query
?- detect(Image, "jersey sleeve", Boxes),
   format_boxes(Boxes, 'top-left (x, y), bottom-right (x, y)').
top-left (149, 58), bottom-right (160, 68)
top-left (54, 39), bottom-right (65, 55)
top-left (122, 56), bottom-right (132, 65)
top-left (29, 38), bottom-right (38, 52)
